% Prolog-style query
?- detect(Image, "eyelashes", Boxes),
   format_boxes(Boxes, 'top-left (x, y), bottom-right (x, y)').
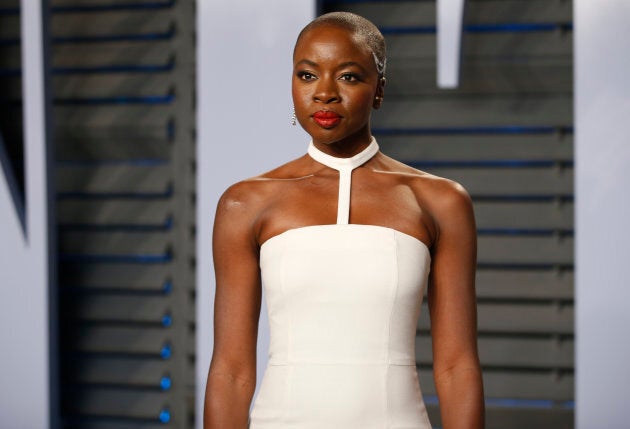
top-left (339, 73), bottom-right (360, 82)
top-left (295, 71), bottom-right (363, 83)
top-left (296, 71), bottom-right (316, 81)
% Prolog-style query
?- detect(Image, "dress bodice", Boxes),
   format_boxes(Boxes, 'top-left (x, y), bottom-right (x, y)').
top-left (260, 224), bottom-right (430, 366)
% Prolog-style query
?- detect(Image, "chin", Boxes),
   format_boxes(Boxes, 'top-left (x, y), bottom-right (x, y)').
top-left (310, 134), bottom-right (343, 145)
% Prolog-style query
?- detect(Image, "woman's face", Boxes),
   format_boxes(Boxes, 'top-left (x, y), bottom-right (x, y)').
top-left (292, 25), bottom-right (384, 147)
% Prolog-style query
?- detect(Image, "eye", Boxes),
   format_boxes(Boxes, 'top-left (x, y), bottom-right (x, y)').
top-left (297, 71), bottom-right (317, 81)
top-left (339, 73), bottom-right (360, 82)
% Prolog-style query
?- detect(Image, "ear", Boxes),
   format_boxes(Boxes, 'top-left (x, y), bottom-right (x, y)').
top-left (372, 77), bottom-right (386, 109)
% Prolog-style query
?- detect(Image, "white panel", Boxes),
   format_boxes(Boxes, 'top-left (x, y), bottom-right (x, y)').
top-left (437, 0), bottom-right (465, 88)
top-left (575, 1), bottom-right (630, 428)
top-left (195, 2), bottom-right (314, 428)
top-left (0, 1), bottom-right (51, 428)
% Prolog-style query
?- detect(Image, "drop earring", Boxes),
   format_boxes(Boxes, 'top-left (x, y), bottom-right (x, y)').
top-left (291, 107), bottom-right (297, 126)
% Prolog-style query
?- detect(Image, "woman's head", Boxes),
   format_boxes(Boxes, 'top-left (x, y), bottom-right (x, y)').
top-left (294, 12), bottom-right (386, 78)
top-left (292, 13), bottom-right (387, 147)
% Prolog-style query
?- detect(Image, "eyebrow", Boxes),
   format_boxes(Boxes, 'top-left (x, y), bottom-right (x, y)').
top-left (295, 59), bottom-right (318, 68)
top-left (295, 59), bottom-right (368, 73)
top-left (337, 61), bottom-right (368, 72)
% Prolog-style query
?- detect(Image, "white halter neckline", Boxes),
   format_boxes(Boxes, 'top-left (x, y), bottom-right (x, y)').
top-left (307, 137), bottom-right (379, 171)
top-left (307, 137), bottom-right (379, 225)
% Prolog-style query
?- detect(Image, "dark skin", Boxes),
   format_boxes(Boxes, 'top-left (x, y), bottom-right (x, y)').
top-left (204, 24), bottom-right (484, 429)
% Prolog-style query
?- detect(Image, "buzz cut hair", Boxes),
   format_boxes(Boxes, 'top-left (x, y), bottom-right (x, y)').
top-left (294, 11), bottom-right (387, 77)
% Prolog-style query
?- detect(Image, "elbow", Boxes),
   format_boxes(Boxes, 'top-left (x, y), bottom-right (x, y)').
top-left (207, 358), bottom-right (257, 394)
top-left (433, 354), bottom-right (482, 389)
top-left (434, 363), bottom-right (482, 386)
top-left (204, 363), bottom-right (257, 429)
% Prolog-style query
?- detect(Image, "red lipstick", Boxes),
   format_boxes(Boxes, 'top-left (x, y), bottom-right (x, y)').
top-left (313, 110), bottom-right (341, 128)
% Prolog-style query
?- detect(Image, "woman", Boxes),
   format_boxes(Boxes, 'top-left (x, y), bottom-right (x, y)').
top-left (204, 12), bottom-right (484, 429)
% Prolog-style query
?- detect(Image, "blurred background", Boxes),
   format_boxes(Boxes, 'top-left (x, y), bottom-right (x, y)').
top-left (0, 1), bottom-right (627, 429)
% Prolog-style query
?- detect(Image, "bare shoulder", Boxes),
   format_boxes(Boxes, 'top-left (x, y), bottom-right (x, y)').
top-left (215, 155), bottom-right (311, 223)
top-left (376, 153), bottom-right (474, 222)
top-left (415, 173), bottom-right (473, 217)
top-left (216, 178), bottom-right (267, 220)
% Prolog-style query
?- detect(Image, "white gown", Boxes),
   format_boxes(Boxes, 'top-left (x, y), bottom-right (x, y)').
top-left (250, 138), bottom-right (433, 429)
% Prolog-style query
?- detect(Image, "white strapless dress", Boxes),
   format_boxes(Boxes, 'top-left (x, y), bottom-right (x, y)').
top-left (249, 139), bottom-right (433, 429)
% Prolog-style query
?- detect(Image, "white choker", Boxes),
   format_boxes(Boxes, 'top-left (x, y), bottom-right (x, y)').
top-left (307, 137), bottom-right (379, 172)
top-left (307, 138), bottom-right (379, 224)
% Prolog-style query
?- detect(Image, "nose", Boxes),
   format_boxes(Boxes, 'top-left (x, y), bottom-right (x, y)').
top-left (313, 76), bottom-right (340, 104)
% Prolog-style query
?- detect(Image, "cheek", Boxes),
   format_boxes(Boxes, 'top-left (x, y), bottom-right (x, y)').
top-left (292, 91), bottom-right (312, 120)
top-left (291, 81), bottom-right (299, 100)
top-left (291, 83), bottom-right (307, 104)
top-left (346, 90), bottom-right (376, 115)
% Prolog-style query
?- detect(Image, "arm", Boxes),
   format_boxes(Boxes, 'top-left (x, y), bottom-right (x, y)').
top-left (427, 182), bottom-right (484, 429)
top-left (204, 184), bottom-right (262, 429)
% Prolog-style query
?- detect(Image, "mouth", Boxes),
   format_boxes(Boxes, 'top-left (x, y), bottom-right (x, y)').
top-left (312, 110), bottom-right (342, 128)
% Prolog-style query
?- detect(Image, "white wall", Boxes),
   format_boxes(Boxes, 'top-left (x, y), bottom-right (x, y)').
top-left (0, 1), bottom-right (53, 428)
top-left (575, 1), bottom-right (630, 427)
top-left (437, 0), bottom-right (465, 88)
top-left (195, 1), bottom-right (314, 427)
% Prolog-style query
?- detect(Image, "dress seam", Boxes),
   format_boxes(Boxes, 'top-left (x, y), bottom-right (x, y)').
top-left (385, 231), bottom-right (400, 429)
top-left (280, 237), bottom-right (290, 428)
top-left (267, 360), bottom-right (416, 366)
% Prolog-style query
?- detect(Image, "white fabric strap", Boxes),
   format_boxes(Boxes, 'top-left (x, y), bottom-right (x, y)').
top-left (307, 137), bottom-right (379, 225)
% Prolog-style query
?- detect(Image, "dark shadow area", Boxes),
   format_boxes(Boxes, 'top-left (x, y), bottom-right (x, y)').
top-left (0, 1), bottom-right (25, 230)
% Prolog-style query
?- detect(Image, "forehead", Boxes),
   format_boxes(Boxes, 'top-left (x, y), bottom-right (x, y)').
top-left (294, 25), bottom-right (372, 62)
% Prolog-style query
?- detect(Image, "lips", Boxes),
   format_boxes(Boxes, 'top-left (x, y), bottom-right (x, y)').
top-left (312, 110), bottom-right (341, 128)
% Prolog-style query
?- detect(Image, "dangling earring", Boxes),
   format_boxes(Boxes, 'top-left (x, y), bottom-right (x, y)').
top-left (291, 107), bottom-right (297, 126)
